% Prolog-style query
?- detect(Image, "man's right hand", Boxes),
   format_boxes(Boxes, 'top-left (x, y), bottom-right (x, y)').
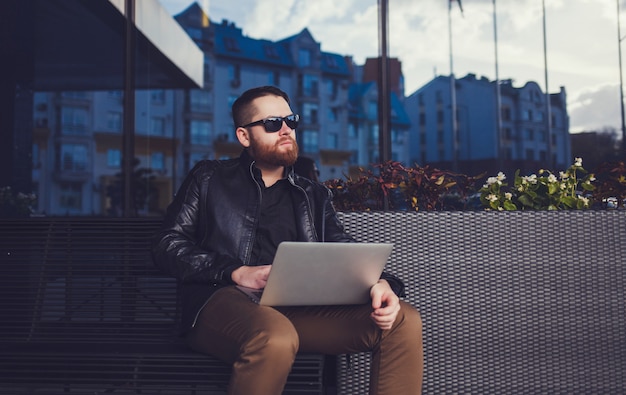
top-left (231, 265), bottom-right (272, 289)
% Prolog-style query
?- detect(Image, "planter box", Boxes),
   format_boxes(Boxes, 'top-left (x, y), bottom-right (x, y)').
top-left (337, 210), bottom-right (626, 394)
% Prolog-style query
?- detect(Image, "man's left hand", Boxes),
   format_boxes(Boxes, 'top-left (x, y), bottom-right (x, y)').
top-left (370, 279), bottom-right (400, 330)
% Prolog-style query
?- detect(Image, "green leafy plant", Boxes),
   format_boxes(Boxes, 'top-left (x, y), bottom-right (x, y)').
top-left (0, 186), bottom-right (37, 218)
top-left (324, 161), bottom-right (481, 211)
top-left (479, 158), bottom-right (596, 211)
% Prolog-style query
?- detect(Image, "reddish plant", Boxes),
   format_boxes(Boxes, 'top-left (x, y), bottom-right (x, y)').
top-left (324, 161), bottom-right (482, 211)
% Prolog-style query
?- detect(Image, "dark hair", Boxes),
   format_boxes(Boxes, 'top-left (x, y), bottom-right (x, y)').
top-left (231, 86), bottom-right (291, 129)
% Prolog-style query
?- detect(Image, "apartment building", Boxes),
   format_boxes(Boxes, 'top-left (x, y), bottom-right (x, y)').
top-left (405, 73), bottom-right (571, 177)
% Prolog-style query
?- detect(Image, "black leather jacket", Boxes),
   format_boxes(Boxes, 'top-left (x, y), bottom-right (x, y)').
top-left (152, 150), bottom-right (404, 331)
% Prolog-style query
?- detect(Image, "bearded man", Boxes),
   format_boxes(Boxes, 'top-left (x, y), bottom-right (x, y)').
top-left (152, 86), bottom-right (423, 395)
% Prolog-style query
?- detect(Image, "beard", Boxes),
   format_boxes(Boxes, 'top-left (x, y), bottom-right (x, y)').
top-left (248, 134), bottom-right (299, 167)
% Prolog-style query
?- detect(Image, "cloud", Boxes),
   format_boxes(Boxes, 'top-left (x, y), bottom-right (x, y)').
top-left (569, 84), bottom-right (622, 132)
top-left (157, 0), bottom-right (625, 133)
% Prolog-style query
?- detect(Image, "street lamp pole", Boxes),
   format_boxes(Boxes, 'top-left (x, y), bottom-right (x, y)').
top-left (617, 0), bottom-right (626, 156)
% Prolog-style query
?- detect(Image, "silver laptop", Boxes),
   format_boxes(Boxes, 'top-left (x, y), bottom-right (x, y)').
top-left (237, 241), bottom-right (393, 306)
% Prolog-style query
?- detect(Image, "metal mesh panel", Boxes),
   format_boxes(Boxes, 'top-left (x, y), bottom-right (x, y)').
top-left (337, 211), bottom-right (626, 394)
top-left (0, 217), bottom-right (326, 394)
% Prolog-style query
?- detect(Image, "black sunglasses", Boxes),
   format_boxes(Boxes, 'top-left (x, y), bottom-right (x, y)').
top-left (241, 114), bottom-right (299, 133)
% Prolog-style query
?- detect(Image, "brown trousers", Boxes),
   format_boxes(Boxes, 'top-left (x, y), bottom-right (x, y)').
top-left (187, 287), bottom-right (423, 395)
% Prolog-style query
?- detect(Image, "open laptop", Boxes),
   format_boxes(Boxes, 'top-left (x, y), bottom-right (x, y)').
top-left (237, 241), bottom-right (393, 306)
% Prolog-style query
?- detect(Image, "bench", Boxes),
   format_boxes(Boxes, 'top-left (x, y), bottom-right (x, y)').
top-left (1, 211), bottom-right (625, 394)
top-left (0, 217), bottom-right (335, 394)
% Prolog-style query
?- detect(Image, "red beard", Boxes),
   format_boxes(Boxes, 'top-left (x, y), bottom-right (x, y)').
top-left (248, 135), bottom-right (299, 167)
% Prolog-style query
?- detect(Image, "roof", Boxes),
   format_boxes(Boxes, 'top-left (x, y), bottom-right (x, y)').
top-left (213, 21), bottom-right (294, 67)
top-left (8, 0), bottom-right (203, 90)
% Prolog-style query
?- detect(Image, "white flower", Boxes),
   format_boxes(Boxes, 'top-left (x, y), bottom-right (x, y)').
top-left (560, 183), bottom-right (567, 190)
top-left (559, 171), bottom-right (569, 180)
top-left (522, 174), bottom-right (538, 184)
top-left (578, 195), bottom-right (590, 206)
top-left (496, 172), bottom-right (506, 182)
top-left (505, 192), bottom-right (512, 200)
top-left (486, 194), bottom-right (498, 202)
top-left (547, 174), bottom-right (557, 183)
top-left (574, 157), bottom-right (583, 167)
top-left (486, 177), bottom-right (498, 186)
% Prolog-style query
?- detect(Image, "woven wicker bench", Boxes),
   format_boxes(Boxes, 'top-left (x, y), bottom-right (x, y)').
top-left (1, 211), bottom-right (625, 394)
top-left (0, 218), bottom-right (334, 394)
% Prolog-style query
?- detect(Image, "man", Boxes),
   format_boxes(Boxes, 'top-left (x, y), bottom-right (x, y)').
top-left (152, 86), bottom-right (423, 395)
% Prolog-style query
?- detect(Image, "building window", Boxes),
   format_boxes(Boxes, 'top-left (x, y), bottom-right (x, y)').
top-left (437, 110), bottom-right (444, 124)
top-left (60, 144), bottom-right (87, 171)
top-left (108, 91), bottom-right (123, 99)
top-left (62, 106), bottom-right (88, 135)
top-left (327, 79), bottom-right (337, 98)
top-left (368, 101), bottom-right (377, 120)
top-left (59, 182), bottom-right (82, 210)
top-left (151, 152), bottom-right (164, 171)
top-left (228, 64), bottom-right (241, 86)
top-left (62, 91), bottom-right (87, 99)
top-left (299, 74), bottom-right (319, 97)
top-left (302, 103), bottom-right (319, 124)
top-left (298, 49), bottom-right (312, 67)
top-left (302, 130), bottom-right (318, 153)
top-left (264, 45), bottom-right (280, 59)
top-left (190, 120), bottom-right (211, 145)
top-left (419, 112), bottom-right (426, 126)
top-left (328, 107), bottom-right (338, 122)
top-left (370, 125), bottom-right (379, 143)
top-left (107, 112), bottom-right (122, 131)
top-left (501, 106), bottom-right (511, 122)
top-left (107, 149), bottom-right (121, 168)
top-left (151, 90), bottom-right (166, 104)
top-left (268, 71), bottom-right (280, 86)
top-left (348, 123), bottom-right (357, 138)
top-left (149, 117), bottom-right (165, 136)
top-left (190, 89), bottom-right (211, 113)
top-left (224, 37), bottom-right (240, 52)
top-left (391, 129), bottom-right (402, 144)
top-left (350, 150), bottom-right (358, 165)
top-left (526, 149), bottom-right (535, 161)
top-left (525, 129), bottom-right (534, 140)
top-left (326, 133), bottom-right (338, 149)
top-left (503, 127), bottom-right (512, 140)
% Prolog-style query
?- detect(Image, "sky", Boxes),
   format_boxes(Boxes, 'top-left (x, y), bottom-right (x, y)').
top-left (158, 0), bottom-right (626, 135)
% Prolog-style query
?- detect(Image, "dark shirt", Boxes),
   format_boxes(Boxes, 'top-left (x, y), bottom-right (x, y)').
top-left (250, 178), bottom-right (297, 265)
